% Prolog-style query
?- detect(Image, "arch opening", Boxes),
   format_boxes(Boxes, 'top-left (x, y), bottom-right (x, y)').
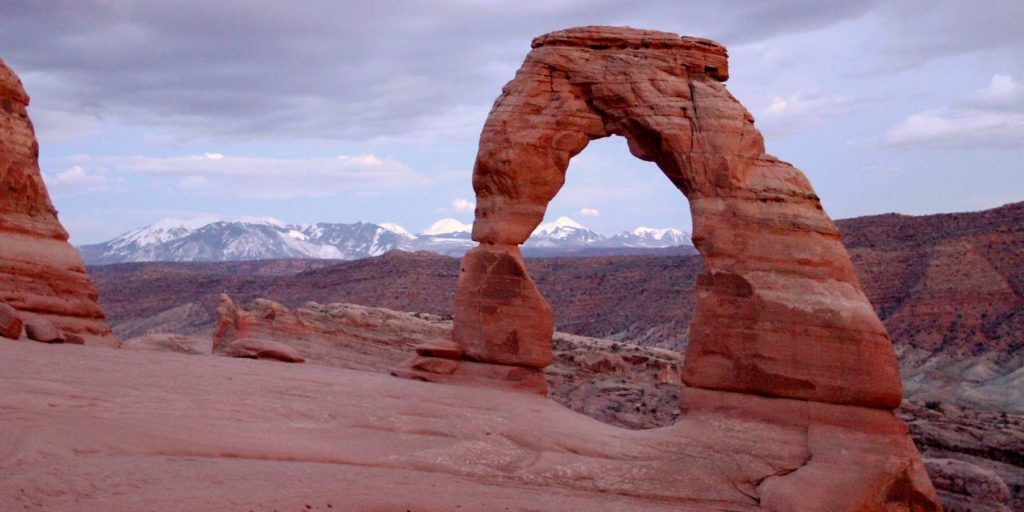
top-left (521, 134), bottom-right (698, 350)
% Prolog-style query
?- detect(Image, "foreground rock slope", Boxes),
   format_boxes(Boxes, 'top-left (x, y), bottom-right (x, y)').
top-left (0, 58), bottom-right (115, 346)
top-left (1, 340), bottom-right (935, 511)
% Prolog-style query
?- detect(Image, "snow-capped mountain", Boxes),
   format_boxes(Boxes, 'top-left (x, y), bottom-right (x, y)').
top-left (607, 226), bottom-right (690, 247)
top-left (527, 216), bottom-right (605, 247)
top-left (420, 218), bottom-right (472, 238)
top-left (78, 218), bottom-right (413, 264)
top-left (78, 216), bottom-right (691, 264)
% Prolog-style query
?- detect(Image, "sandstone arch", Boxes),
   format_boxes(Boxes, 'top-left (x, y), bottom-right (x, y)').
top-left (453, 26), bottom-right (902, 409)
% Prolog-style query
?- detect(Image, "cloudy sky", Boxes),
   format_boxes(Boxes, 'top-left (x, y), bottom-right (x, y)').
top-left (2, 1), bottom-right (1022, 243)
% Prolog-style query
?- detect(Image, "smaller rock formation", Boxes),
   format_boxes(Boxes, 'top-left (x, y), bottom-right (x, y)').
top-left (0, 303), bottom-right (23, 339)
top-left (25, 319), bottom-right (62, 343)
top-left (212, 294), bottom-right (304, 363)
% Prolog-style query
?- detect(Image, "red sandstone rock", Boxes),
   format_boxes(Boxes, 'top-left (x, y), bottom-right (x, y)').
top-left (221, 338), bottom-right (305, 363)
top-left (408, 354), bottom-right (461, 374)
top-left (63, 332), bottom-right (86, 345)
top-left (414, 339), bottom-right (463, 359)
top-left (0, 303), bottom-right (22, 339)
top-left (393, 357), bottom-right (548, 395)
top-left (25, 319), bottom-right (62, 343)
top-left (211, 295), bottom-right (303, 362)
top-left (0, 58), bottom-right (117, 346)
top-left (453, 244), bottom-right (553, 368)
top-left (454, 26), bottom-right (901, 409)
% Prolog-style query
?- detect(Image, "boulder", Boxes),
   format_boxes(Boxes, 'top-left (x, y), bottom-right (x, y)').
top-left (25, 319), bottom-right (62, 343)
top-left (924, 458), bottom-right (1011, 512)
top-left (0, 303), bottom-right (22, 339)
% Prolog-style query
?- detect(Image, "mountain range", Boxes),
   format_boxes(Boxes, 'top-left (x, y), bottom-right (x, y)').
top-left (77, 216), bottom-right (691, 264)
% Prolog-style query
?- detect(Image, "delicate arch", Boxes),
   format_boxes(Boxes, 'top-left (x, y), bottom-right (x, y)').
top-left (453, 26), bottom-right (901, 409)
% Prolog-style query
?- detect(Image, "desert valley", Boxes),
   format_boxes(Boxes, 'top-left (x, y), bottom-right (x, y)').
top-left (2, 6), bottom-right (1023, 512)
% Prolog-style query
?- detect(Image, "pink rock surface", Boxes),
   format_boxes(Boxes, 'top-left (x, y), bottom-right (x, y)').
top-left (0, 341), bottom-right (939, 511)
top-left (0, 58), bottom-right (116, 346)
top-left (454, 26), bottom-right (901, 409)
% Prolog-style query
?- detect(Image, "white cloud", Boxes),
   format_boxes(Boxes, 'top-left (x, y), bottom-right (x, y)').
top-left (337, 154), bottom-right (383, 166)
top-left (65, 153), bottom-right (426, 198)
top-left (46, 166), bottom-right (108, 194)
top-left (983, 75), bottom-right (1022, 101)
top-left (754, 90), bottom-right (862, 136)
top-left (968, 74), bottom-right (1024, 109)
top-left (885, 110), bottom-right (1024, 148)
top-left (885, 74), bottom-right (1024, 149)
top-left (579, 208), bottom-right (600, 217)
top-left (452, 198), bottom-right (475, 212)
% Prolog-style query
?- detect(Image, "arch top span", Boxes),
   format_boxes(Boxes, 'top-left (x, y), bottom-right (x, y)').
top-left (453, 26), bottom-right (903, 410)
top-left (530, 26), bottom-right (730, 81)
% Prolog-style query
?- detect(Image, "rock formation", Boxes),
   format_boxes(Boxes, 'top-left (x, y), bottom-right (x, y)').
top-left (0, 58), bottom-right (116, 346)
top-left (212, 294), bottom-right (304, 362)
top-left (417, 26), bottom-right (940, 509)
top-left (450, 25), bottom-right (900, 408)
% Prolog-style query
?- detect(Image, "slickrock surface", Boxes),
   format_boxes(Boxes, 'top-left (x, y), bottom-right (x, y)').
top-left (208, 294), bottom-right (449, 371)
top-left (0, 341), bottom-right (935, 512)
top-left (454, 26), bottom-right (901, 408)
top-left (0, 58), bottom-right (115, 346)
top-left (130, 297), bottom-right (1015, 510)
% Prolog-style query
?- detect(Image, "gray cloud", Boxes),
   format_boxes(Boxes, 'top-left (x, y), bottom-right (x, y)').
top-left (1, 1), bottom-right (883, 142)
top-left (3, 1), bottom-right (1021, 145)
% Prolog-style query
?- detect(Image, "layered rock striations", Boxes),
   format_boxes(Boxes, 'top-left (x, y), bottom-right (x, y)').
top-left (0, 58), bottom-right (116, 346)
